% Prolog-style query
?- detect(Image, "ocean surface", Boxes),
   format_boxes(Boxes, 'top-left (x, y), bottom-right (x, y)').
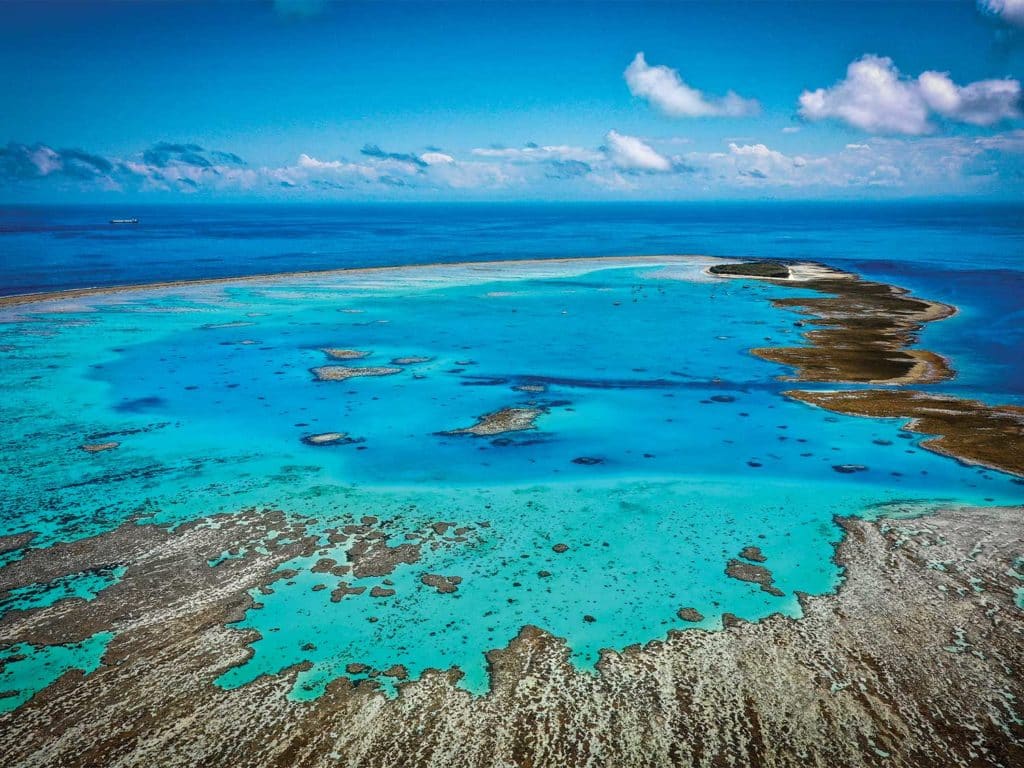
top-left (2, 202), bottom-right (1023, 401)
top-left (0, 203), bottom-right (1022, 707)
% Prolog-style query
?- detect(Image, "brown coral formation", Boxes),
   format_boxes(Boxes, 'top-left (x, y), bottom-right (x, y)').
top-left (712, 260), bottom-right (1024, 477)
top-left (738, 545), bottom-right (766, 563)
top-left (725, 559), bottom-right (784, 597)
top-left (742, 265), bottom-right (955, 385)
top-left (419, 573), bottom-right (461, 594)
top-left (80, 442), bottom-right (120, 453)
top-left (322, 349), bottom-right (371, 360)
top-left (445, 407), bottom-right (543, 437)
top-left (788, 389), bottom-right (1024, 477)
top-left (311, 366), bottom-right (402, 382)
top-left (0, 505), bottom-right (1020, 767)
top-left (301, 432), bottom-right (351, 446)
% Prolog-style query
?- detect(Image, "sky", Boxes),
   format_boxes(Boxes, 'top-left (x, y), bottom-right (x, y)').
top-left (2, 0), bottom-right (1024, 201)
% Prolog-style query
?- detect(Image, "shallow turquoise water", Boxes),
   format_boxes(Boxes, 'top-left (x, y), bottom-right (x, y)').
top-left (1, 258), bottom-right (1020, 704)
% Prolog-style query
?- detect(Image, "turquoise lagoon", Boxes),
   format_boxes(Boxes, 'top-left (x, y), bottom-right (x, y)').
top-left (1, 257), bottom-right (1021, 704)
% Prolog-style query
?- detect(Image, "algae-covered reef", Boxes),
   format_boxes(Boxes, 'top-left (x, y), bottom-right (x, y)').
top-left (0, 504), bottom-right (1020, 767)
top-left (789, 389), bottom-right (1024, 477)
top-left (444, 407), bottom-right (544, 437)
top-left (711, 260), bottom-right (955, 385)
top-left (711, 259), bottom-right (1024, 477)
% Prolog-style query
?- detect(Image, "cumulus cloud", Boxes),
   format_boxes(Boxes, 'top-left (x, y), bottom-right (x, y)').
top-left (420, 151), bottom-right (455, 165)
top-left (799, 55), bottom-right (1021, 134)
top-left (624, 53), bottom-right (759, 118)
top-left (0, 143), bottom-right (111, 182)
top-left (0, 143), bottom-right (116, 186)
top-left (799, 56), bottom-right (931, 134)
top-left (287, 152), bottom-right (420, 188)
top-left (697, 142), bottom-right (811, 183)
top-left (979, 0), bottom-right (1024, 27)
top-left (917, 71), bottom-right (1022, 126)
top-left (121, 142), bottom-right (255, 191)
top-left (604, 130), bottom-right (671, 172)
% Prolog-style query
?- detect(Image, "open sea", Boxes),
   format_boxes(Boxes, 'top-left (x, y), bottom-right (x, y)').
top-left (1, 202), bottom-right (1022, 705)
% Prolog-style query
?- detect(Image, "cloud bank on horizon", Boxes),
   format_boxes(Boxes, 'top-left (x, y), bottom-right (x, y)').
top-left (1, 0), bottom-right (1023, 200)
top-left (7, 128), bottom-right (1023, 200)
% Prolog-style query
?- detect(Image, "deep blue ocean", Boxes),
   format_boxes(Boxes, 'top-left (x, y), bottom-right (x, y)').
top-left (2, 202), bottom-right (1022, 398)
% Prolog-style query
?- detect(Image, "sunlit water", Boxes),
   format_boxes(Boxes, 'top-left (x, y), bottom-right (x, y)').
top-left (1, 257), bottom-right (1020, 706)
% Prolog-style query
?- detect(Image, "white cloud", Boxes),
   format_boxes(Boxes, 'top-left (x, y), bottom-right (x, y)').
top-left (799, 55), bottom-right (1022, 134)
top-left (605, 130), bottom-right (671, 171)
top-left (471, 145), bottom-right (602, 163)
top-left (703, 142), bottom-right (813, 182)
top-left (297, 153), bottom-right (342, 170)
top-left (979, 0), bottom-right (1024, 27)
top-left (782, 126), bottom-right (801, 134)
top-left (917, 71), bottom-right (1021, 126)
top-left (29, 145), bottom-right (62, 175)
top-left (624, 53), bottom-right (759, 118)
top-left (420, 151), bottom-right (455, 165)
top-left (975, 128), bottom-right (1024, 151)
top-left (799, 55), bottom-right (931, 134)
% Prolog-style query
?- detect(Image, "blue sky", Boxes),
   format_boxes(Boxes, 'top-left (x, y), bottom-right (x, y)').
top-left (2, 0), bottom-right (1023, 201)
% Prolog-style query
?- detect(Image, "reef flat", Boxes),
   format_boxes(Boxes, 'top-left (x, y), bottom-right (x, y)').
top-left (311, 365), bottom-right (402, 382)
top-left (788, 390), bottom-right (1024, 477)
top-left (321, 348), bottom-right (371, 361)
top-left (711, 260), bottom-right (955, 385)
top-left (0, 504), bottom-right (1020, 767)
top-left (709, 259), bottom-right (1024, 478)
top-left (0, 254), bottom-right (1021, 767)
top-left (445, 406), bottom-right (545, 436)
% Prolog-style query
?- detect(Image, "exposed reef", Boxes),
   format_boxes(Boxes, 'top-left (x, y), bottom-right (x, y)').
top-left (445, 407), bottom-right (543, 437)
top-left (311, 366), bottom-right (402, 382)
top-left (676, 607), bottom-right (704, 623)
top-left (739, 263), bottom-right (955, 385)
top-left (80, 442), bottom-right (119, 453)
top-left (711, 259), bottom-right (1023, 477)
top-left (420, 573), bottom-right (462, 594)
top-left (789, 389), bottom-right (1024, 477)
top-left (0, 504), bottom-right (1021, 766)
top-left (321, 349), bottom-right (371, 360)
top-left (738, 545), bottom-right (766, 563)
top-left (301, 432), bottom-right (361, 447)
top-left (725, 558), bottom-right (784, 597)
